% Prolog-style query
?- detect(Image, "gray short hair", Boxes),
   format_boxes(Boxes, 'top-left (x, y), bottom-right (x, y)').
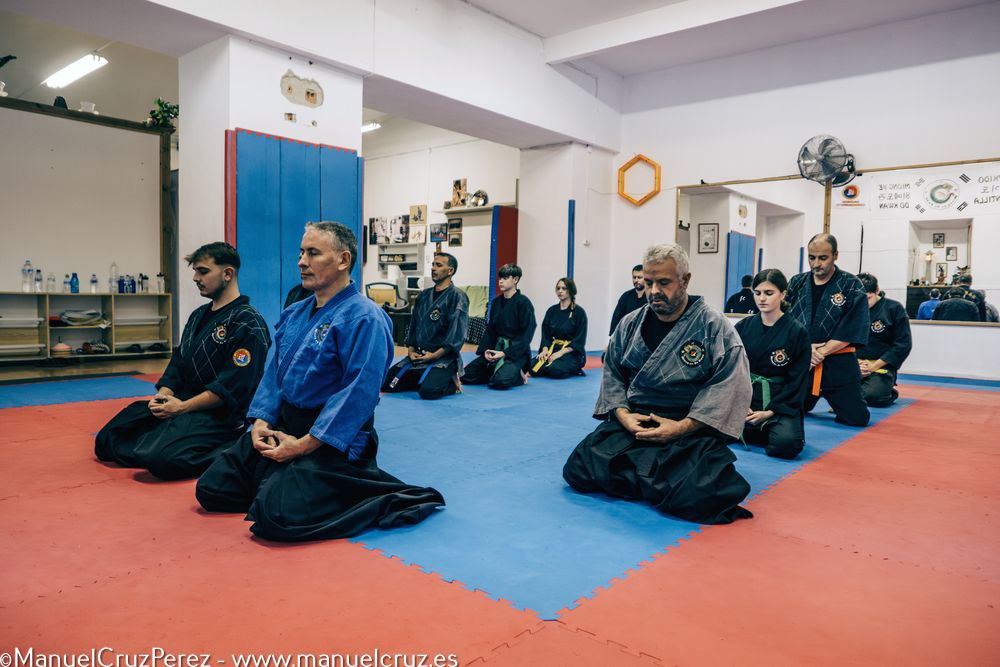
top-left (644, 243), bottom-right (690, 276)
top-left (305, 221), bottom-right (357, 271)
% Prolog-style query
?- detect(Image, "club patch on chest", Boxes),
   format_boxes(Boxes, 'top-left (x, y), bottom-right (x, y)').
top-left (680, 340), bottom-right (706, 367)
top-left (212, 324), bottom-right (227, 344)
top-left (830, 292), bottom-right (846, 307)
top-left (770, 348), bottom-right (789, 367)
top-left (871, 319), bottom-right (886, 334)
top-left (314, 322), bottom-right (331, 343)
top-left (232, 348), bottom-right (251, 367)
top-left (429, 308), bottom-right (441, 321)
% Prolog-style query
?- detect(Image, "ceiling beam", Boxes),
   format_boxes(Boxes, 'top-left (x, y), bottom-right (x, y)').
top-left (543, 0), bottom-right (803, 64)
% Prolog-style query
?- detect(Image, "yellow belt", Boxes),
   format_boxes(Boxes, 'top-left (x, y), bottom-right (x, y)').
top-left (532, 339), bottom-right (570, 373)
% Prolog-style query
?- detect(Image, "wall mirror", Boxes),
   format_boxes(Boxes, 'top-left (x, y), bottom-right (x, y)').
top-left (676, 158), bottom-right (1000, 327)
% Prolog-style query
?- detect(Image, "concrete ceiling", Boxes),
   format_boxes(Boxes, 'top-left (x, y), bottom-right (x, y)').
top-left (0, 10), bottom-right (178, 123)
top-left (473, 0), bottom-right (995, 77)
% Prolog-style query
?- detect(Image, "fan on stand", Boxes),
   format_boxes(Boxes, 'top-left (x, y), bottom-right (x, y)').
top-left (797, 134), bottom-right (855, 233)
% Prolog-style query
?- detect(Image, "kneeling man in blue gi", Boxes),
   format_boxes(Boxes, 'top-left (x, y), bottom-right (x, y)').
top-left (196, 222), bottom-right (445, 541)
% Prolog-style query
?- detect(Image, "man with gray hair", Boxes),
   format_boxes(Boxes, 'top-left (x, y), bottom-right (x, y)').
top-left (563, 243), bottom-right (754, 524)
top-left (197, 222), bottom-right (444, 541)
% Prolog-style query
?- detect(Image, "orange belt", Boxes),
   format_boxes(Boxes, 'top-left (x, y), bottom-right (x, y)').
top-left (811, 346), bottom-right (857, 396)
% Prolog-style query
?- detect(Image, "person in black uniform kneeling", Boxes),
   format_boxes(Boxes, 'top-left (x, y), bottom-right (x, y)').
top-left (463, 264), bottom-right (536, 390)
top-left (733, 269), bottom-right (811, 459)
top-left (530, 277), bottom-right (588, 379)
top-left (855, 273), bottom-right (912, 407)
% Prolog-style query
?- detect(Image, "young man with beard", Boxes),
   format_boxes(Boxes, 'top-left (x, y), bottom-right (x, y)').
top-left (95, 243), bottom-right (271, 480)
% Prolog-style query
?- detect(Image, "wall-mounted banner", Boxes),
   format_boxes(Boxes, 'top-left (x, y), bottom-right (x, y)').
top-left (869, 166), bottom-right (1000, 216)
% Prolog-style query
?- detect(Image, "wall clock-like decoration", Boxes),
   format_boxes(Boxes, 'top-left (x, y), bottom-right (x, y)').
top-left (617, 153), bottom-right (661, 206)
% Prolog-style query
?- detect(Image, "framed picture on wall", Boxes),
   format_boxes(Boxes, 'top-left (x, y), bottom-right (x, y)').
top-left (448, 217), bottom-right (463, 231)
top-left (946, 246), bottom-right (958, 261)
top-left (429, 223), bottom-right (448, 243)
top-left (932, 233), bottom-right (945, 248)
top-left (448, 233), bottom-right (463, 247)
top-left (698, 223), bottom-right (719, 253)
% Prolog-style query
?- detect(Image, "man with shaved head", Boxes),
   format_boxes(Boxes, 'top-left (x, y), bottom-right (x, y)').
top-left (785, 233), bottom-right (870, 427)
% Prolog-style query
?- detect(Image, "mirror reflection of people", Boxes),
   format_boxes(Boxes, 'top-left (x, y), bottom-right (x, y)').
top-left (956, 274), bottom-right (987, 322)
top-left (725, 274), bottom-right (760, 314)
top-left (733, 269), bottom-right (811, 459)
top-left (563, 243), bottom-right (753, 525)
top-left (785, 234), bottom-right (870, 427)
top-left (916, 288), bottom-right (941, 320)
top-left (609, 264), bottom-right (646, 335)
top-left (95, 243), bottom-right (271, 480)
top-left (855, 273), bottom-right (912, 408)
top-left (463, 264), bottom-right (536, 390)
top-left (382, 253), bottom-right (469, 399)
top-left (530, 277), bottom-right (587, 379)
top-left (196, 222), bottom-right (444, 541)
top-left (932, 288), bottom-right (981, 322)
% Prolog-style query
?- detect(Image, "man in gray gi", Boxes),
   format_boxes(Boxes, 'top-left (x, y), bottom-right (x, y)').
top-left (563, 243), bottom-right (754, 524)
top-left (382, 253), bottom-right (469, 399)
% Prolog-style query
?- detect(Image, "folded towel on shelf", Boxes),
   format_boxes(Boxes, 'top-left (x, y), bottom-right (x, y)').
top-left (59, 309), bottom-right (109, 327)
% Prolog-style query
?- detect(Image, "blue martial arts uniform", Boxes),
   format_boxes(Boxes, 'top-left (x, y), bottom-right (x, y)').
top-left (196, 282), bottom-right (445, 542)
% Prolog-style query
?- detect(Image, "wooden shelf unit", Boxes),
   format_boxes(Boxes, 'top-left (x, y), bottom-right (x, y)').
top-left (0, 292), bottom-right (172, 363)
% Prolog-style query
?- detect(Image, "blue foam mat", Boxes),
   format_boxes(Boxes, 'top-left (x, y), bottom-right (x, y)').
top-left (357, 358), bottom-right (910, 618)
top-left (0, 376), bottom-right (157, 408)
top-left (897, 373), bottom-right (1000, 392)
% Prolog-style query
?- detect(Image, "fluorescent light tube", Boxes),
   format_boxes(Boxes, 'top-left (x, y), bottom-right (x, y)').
top-left (43, 54), bottom-right (108, 89)
top-left (361, 122), bottom-right (381, 133)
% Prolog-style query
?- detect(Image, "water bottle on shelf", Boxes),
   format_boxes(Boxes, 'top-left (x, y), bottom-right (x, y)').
top-left (90, 274), bottom-right (99, 293)
top-left (46, 272), bottom-right (56, 293)
top-left (109, 261), bottom-right (119, 293)
top-left (156, 273), bottom-right (165, 294)
top-left (117, 275), bottom-right (126, 294)
top-left (34, 269), bottom-right (43, 293)
top-left (21, 259), bottom-right (33, 293)
top-left (62, 274), bottom-right (71, 293)
top-left (70, 272), bottom-right (80, 294)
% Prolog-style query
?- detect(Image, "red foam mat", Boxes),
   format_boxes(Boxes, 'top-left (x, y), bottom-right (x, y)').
top-left (559, 397), bottom-right (1000, 665)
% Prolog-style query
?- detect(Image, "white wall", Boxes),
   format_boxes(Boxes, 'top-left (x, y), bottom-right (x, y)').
top-left (596, 3), bottom-right (1000, 379)
top-left (361, 117), bottom-right (520, 289)
top-left (149, 0), bottom-right (621, 150)
top-left (178, 35), bottom-right (362, 320)
top-left (908, 323), bottom-right (1000, 381)
top-left (686, 193), bottom-right (730, 306)
top-left (0, 106), bottom-right (161, 293)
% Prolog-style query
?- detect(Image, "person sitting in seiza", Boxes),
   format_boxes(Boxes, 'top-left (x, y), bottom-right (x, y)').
top-left (785, 233), bottom-right (871, 427)
top-left (932, 288), bottom-right (981, 322)
top-left (609, 264), bottom-right (647, 336)
top-left (95, 242), bottom-right (271, 480)
top-left (530, 277), bottom-right (588, 379)
top-left (196, 222), bottom-right (445, 542)
top-left (562, 243), bottom-right (753, 525)
top-left (733, 269), bottom-right (811, 460)
top-left (462, 263), bottom-right (537, 390)
top-left (382, 252), bottom-right (469, 400)
top-left (855, 273), bottom-right (912, 408)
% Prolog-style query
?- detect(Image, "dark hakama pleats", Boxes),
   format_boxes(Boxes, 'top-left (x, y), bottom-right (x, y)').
top-left (94, 400), bottom-right (243, 480)
top-left (195, 403), bottom-right (445, 541)
top-left (563, 416), bottom-right (753, 525)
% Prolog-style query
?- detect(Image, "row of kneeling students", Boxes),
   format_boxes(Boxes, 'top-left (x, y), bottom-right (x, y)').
top-left (94, 225), bottom-right (910, 540)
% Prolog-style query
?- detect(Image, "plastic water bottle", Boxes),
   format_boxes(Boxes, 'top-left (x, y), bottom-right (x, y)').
top-left (62, 274), bottom-right (71, 293)
top-left (70, 272), bottom-right (80, 294)
top-left (156, 273), bottom-right (165, 294)
top-left (46, 272), bottom-right (56, 293)
top-left (90, 274), bottom-right (99, 293)
top-left (128, 274), bottom-right (137, 293)
top-left (34, 269), bottom-right (43, 293)
top-left (21, 259), bottom-right (33, 293)
top-left (109, 261), bottom-right (119, 293)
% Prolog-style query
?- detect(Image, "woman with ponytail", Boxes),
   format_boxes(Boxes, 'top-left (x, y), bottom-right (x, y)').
top-left (530, 277), bottom-right (588, 378)
top-left (733, 269), bottom-right (812, 459)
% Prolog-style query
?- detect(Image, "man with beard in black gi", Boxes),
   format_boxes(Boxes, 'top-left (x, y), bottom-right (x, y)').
top-left (563, 243), bottom-right (753, 525)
